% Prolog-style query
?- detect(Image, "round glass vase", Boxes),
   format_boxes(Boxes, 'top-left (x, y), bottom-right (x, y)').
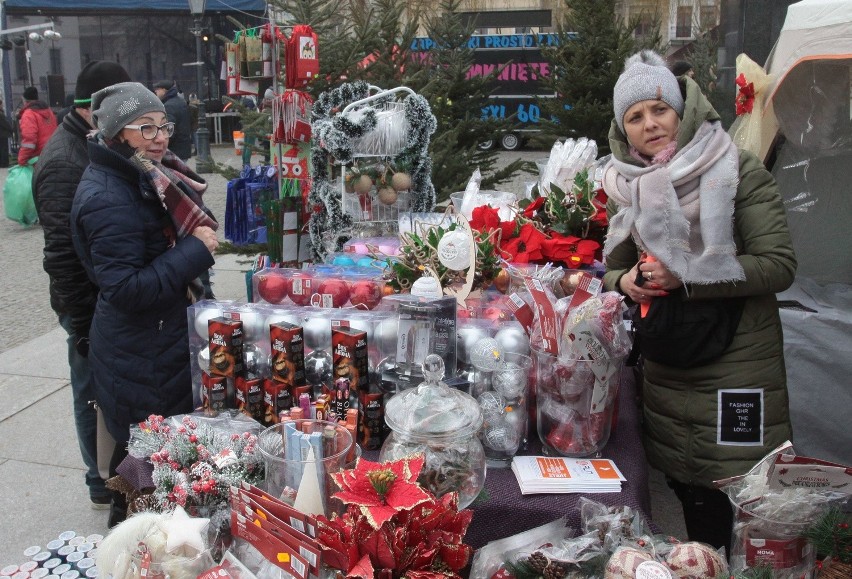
top-left (380, 355), bottom-right (486, 508)
top-left (257, 419), bottom-right (353, 517)
top-left (479, 352), bottom-right (533, 467)
top-left (533, 348), bottom-right (623, 457)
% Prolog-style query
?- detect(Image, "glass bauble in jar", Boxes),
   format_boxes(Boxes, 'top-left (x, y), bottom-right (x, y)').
top-left (379, 354), bottom-right (486, 508)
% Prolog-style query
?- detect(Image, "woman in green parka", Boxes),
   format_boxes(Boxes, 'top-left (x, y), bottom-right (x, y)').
top-left (601, 51), bottom-right (797, 551)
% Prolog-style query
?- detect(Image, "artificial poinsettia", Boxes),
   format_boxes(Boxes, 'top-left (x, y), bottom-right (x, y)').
top-left (331, 455), bottom-right (432, 529)
top-left (541, 233), bottom-right (599, 266)
top-left (469, 205), bottom-right (500, 232)
top-left (317, 455), bottom-right (474, 578)
top-left (735, 73), bottom-right (756, 116)
top-left (501, 222), bottom-right (548, 263)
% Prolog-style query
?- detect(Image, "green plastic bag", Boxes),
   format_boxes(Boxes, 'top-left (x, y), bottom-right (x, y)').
top-left (3, 157), bottom-right (38, 225)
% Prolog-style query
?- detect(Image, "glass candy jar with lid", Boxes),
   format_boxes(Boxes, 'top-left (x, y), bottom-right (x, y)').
top-left (379, 354), bottom-right (486, 508)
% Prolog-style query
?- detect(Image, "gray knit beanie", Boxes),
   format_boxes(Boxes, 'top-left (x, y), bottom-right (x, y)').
top-left (613, 50), bottom-right (684, 133)
top-left (91, 82), bottom-right (167, 139)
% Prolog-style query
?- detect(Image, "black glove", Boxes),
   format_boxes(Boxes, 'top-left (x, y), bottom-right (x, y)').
top-left (71, 317), bottom-right (93, 359)
top-left (75, 335), bottom-right (90, 358)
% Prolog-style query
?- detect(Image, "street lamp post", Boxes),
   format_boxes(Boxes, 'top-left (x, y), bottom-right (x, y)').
top-left (189, 0), bottom-right (212, 173)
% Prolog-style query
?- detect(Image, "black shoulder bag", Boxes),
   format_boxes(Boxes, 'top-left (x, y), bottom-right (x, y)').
top-left (632, 270), bottom-right (746, 368)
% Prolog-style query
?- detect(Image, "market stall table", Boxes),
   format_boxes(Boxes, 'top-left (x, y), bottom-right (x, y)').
top-left (207, 112), bottom-right (241, 145)
top-left (463, 366), bottom-right (652, 549)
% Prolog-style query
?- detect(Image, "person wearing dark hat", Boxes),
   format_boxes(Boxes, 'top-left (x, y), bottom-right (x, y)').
top-left (669, 59), bottom-right (694, 78)
top-left (603, 50), bottom-right (796, 552)
top-left (17, 85), bottom-right (57, 165)
top-left (33, 61), bottom-right (133, 517)
top-left (153, 79), bottom-right (192, 160)
top-left (71, 82), bottom-right (218, 526)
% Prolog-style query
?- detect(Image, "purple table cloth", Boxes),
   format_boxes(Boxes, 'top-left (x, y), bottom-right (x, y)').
top-left (463, 367), bottom-right (653, 549)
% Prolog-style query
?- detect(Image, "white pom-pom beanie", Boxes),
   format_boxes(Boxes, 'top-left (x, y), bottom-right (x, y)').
top-left (613, 50), bottom-right (684, 133)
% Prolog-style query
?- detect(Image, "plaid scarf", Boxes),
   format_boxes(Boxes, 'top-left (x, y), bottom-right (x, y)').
top-left (129, 150), bottom-right (218, 239)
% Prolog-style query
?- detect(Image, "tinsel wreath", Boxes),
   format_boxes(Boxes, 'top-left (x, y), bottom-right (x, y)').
top-left (308, 81), bottom-right (437, 262)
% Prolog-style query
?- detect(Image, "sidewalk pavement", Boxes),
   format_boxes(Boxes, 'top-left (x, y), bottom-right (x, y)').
top-left (0, 145), bottom-right (685, 568)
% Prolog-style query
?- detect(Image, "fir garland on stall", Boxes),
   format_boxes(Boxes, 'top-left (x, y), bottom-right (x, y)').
top-left (308, 80), bottom-right (437, 262)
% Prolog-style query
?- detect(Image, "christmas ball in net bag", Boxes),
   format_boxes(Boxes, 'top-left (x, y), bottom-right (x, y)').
top-left (604, 546), bottom-right (654, 579)
top-left (664, 542), bottom-right (726, 578)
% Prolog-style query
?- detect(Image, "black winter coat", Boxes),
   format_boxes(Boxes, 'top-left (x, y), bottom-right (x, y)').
top-left (33, 110), bottom-right (99, 336)
top-left (161, 87), bottom-right (193, 160)
top-left (71, 140), bottom-right (215, 442)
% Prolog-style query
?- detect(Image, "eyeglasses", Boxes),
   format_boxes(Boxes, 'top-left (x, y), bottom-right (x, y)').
top-left (124, 122), bottom-right (175, 140)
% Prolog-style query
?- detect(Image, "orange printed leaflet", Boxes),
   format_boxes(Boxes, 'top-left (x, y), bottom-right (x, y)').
top-left (511, 456), bottom-right (625, 494)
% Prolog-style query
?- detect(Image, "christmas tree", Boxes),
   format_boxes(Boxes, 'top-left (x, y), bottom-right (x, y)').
top-left (418, 0), bottom-right (527, 201)
top-left (537, 0), bottom-right (649, 154)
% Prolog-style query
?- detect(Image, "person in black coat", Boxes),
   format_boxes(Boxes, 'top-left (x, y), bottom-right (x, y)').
top-left (153, 80), bottom-right (193, 160)
top-left (71, 82), bottom-right (219, 526)
top-left (32, 61), bottom-right (132, 512)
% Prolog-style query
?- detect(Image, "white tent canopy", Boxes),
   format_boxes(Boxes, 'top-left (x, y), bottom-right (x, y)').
top-left (758, 0), bottom-right (852, 467)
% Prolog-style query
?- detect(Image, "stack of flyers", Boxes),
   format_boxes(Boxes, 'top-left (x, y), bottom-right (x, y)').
top-left (511, 456), bottom-right (626, 494)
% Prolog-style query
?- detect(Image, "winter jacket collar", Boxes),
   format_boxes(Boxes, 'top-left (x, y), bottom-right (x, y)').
top-left (63, 109), bottom-right (92, 140)
top-left (19, 100), bottom-right (51, 115)
top-left (87, 137), bottom-right (159, 203)
top-left (161, 86), bottom-right (179, 103)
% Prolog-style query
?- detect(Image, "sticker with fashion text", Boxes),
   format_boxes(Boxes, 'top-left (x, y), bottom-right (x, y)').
top-left (717, 389), bottom-right (763, 446)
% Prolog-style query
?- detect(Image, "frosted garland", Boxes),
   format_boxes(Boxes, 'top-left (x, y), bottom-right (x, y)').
top-left (308, 81), bottom-right (437, 262)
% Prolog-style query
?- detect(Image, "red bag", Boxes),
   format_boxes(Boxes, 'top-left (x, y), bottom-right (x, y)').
top-left (285, 25), bottom-right (319, 88)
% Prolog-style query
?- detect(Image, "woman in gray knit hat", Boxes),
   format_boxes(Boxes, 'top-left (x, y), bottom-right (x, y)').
top-left (70, 82), bottom-right (219, 527)
top-left (602, 51), bottom-right (796, 552)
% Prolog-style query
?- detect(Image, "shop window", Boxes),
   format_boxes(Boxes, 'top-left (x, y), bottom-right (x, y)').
top-left (676, 6), bottom-right (693, 38)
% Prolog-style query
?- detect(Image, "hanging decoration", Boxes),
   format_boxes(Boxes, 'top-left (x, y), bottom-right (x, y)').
top-left (285, 25), bottom-right (319, 89)
top-left (308, 81), bottom-right (437, 262)
top-left (272, 90), bottom-right (313, 144)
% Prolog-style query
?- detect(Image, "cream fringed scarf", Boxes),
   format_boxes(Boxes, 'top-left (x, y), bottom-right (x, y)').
top-left (603, 121), bottom-right (746, 284)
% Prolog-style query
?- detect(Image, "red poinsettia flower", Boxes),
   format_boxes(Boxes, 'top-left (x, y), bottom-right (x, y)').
top-left (469, 205), bottom-right (500, 232)
top-left (331, 455), bottom-right (432, 529)
top-left (541, 234), bottom-right (600, 267)
top-left (498, 219), bottom-right (517, 241)
top-left (501, 222), bottom-right (548, 263)
top-left (590, 188), bottom-right (609, 227)
top-left (735, 73), bottom-right (756, 116)
top-left (522, 196), bottom-right (546, 218)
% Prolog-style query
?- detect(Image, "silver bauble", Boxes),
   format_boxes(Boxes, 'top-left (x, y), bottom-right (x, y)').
top-left (492, 362), bottom-right (529, 400)
top-left (265, 309), bottom-right (300, 329)
top-left (482, 420), bottom-right (520, 452)
top-left (478, 391), bottom-right (506, 418)
top-left (457, 326), bottom-right (489, 364)
top-left (242, 343), bottom-right (269, 376)
top-left (230, 306), bottom-right (265, 342)
top-left (303, 317), bottom-right (331, 351)
top-left (470, 337), bottom-right (502, 371)
top-left (305, 349), bottom-right (333, 387)
top-left (494, 325), bottom-right (530, 357)
top-left (374, 318), bottom-right (399, 355)
top-left (193, 306), bottom-right (223, 339)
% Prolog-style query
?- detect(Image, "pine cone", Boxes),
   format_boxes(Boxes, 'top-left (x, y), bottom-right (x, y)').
top-left (526, 551), bottom-right (549, 574)
top-left (543, 561), bottom-right (569, 579)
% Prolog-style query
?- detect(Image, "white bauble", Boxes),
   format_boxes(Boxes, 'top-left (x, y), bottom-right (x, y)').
top-left (437, 230), bottom-right (473, 271)
top-left (410, 276), bottom-right (443, 299)
top-left (193, 306), bottom-right (223, 340)
top-left (494, 326), bottom-right (530, 357)
top-left (197, 346), bottom-right (210, 371)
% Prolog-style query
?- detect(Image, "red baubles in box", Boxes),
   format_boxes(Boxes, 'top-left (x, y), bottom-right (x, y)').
top-left (314, 279), bottom-right (350, 308)
top-left (257, 274), bottom-right (289, 304)
top-left (349, 280), bottom-right (382, 310)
